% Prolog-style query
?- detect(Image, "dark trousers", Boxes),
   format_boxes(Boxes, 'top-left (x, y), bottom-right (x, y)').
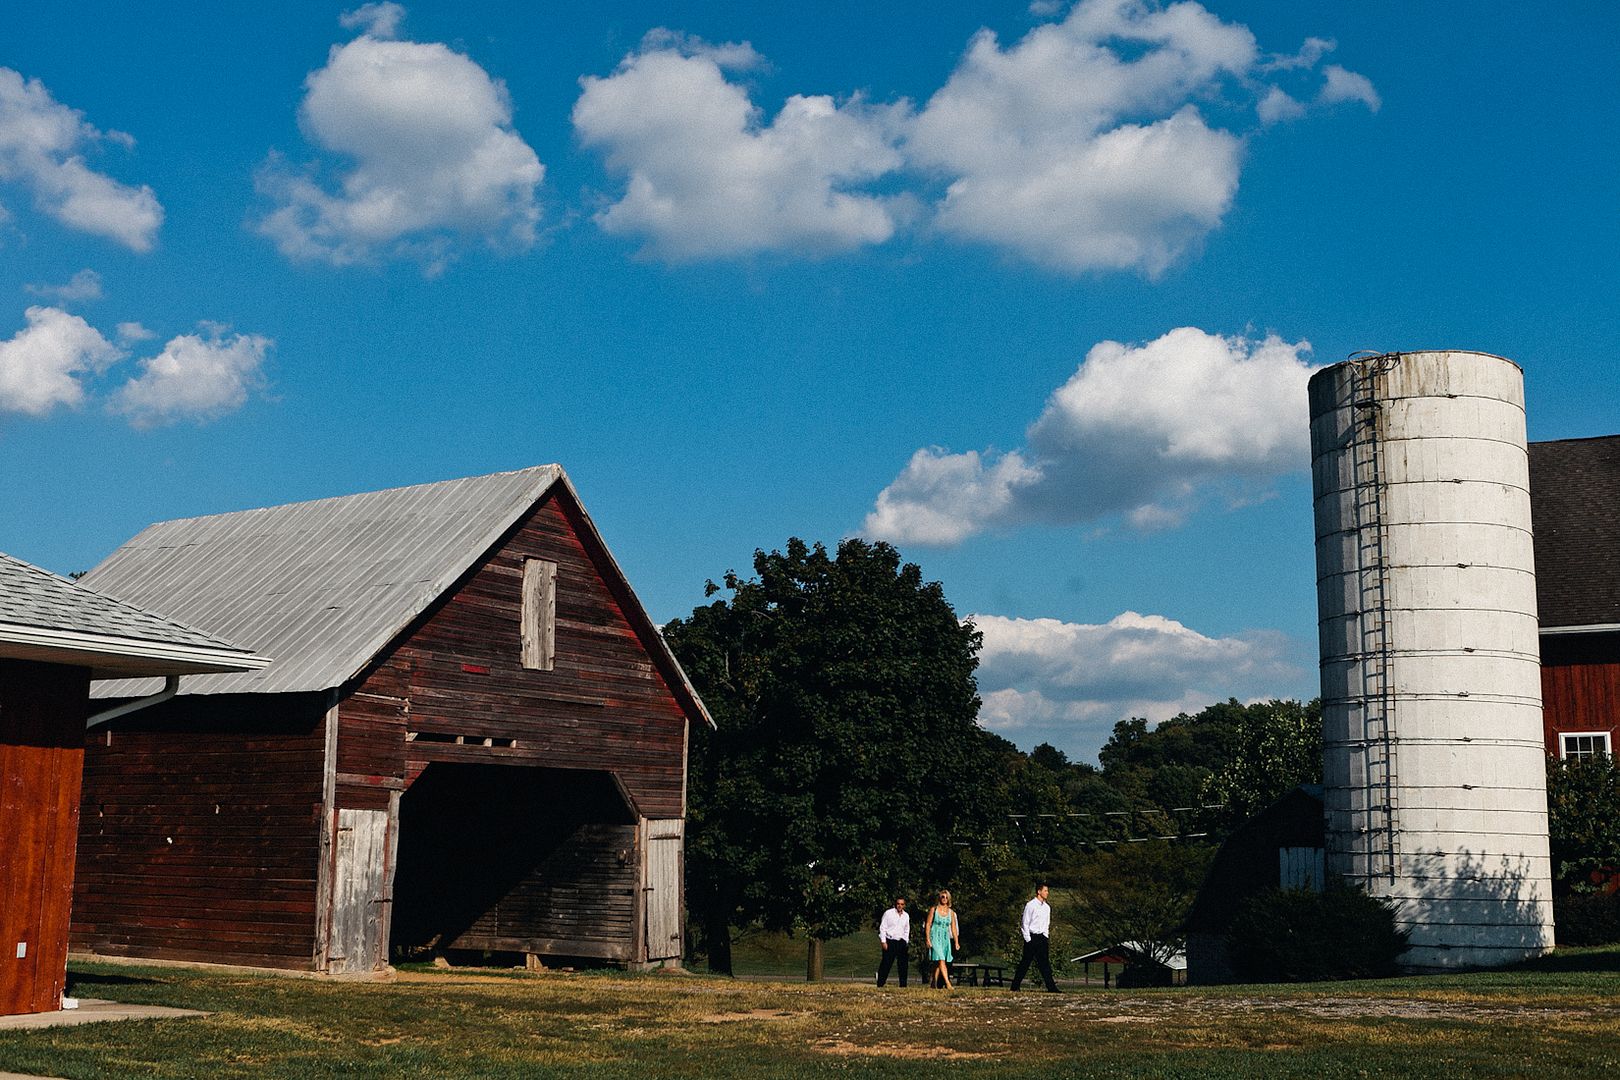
top-left (1011, 933), bottom-right (1058, 992)
top-left (876, 940), bottom-right (909, 986)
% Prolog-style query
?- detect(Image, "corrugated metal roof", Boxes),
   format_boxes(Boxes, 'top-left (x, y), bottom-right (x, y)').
top-left (86, 467), bottom-right (561, 696)
top-left (0, 550), bottom-right (244, 652)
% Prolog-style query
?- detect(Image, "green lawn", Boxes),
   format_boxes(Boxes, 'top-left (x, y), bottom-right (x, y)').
top-left (0, 949), bottom-right (1614, 1078)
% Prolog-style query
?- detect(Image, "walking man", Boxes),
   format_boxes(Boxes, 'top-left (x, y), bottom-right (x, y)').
top-left (876, 895), bottom-right (911, 987)
top-left (1010, 882), bottom-right (1060, 992)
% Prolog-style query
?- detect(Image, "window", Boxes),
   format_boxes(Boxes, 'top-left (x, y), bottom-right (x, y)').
top-left (521, 558), bottom-right (556, 670)
top-left (1560, 731), bottom-right (1611, 761)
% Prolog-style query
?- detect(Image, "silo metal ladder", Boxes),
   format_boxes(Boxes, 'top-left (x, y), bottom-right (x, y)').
top-left (1349, 353), bottom-right (1402, 882)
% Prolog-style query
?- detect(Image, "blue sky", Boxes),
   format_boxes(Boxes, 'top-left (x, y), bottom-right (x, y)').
top-left (2, 1), bottom-right (1615, 759)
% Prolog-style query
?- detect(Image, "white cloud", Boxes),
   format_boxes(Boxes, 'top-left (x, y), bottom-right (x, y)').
top-left (256, 10), bottom-right (543, 271)
top-left (907, 0), bottom-right (1256, 274)
top-left (339, 2), bottom-right (405, 39)
top-left (0, 305), bottom-right (122, 416)
top-left (972, 611), bottom-right (1305, 756)
top-left (112, 326), bottom-right (270, 428)
top-left (1319, 64), bottom-right (1381, 112)
top-left (863, 327), bottom-right (1317, 544)
top-left (0, 68), bottom-right (163, 251)
top-left (573, 33), bottom-right (909, 260)
top-left (25, 268), bottom-right (102, 303)
top-left (571, 4), bottom-right (1377, 272)
top-left (1257, 87), bottom-right (1306, 126)
top-left (115, 320), bottom-right (155, 343)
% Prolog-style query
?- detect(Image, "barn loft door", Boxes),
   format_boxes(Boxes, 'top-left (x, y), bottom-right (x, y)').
top-left (643, 818), bottom-right (683, 962)
top-left (329, 808), bottom-right (390, 974)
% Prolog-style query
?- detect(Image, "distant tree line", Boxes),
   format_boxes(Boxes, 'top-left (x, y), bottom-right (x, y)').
top-left (664, 536), bottom-right (1323, 978)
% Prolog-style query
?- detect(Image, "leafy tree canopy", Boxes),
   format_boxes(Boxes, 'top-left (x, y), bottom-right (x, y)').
top-left (664, 538), bottom-right (993, 972)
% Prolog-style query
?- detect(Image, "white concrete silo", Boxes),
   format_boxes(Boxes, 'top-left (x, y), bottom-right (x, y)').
top-left (1309, 350), bottom-right (1554, 969)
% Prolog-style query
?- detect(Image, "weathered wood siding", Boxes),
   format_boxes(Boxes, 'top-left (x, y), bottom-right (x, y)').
top-left (348, 487), bottom-right (688, 818)
top-left (1540, 632), bottom-right (1620, 755)
top-left (0, 660), bottom-right (88, 1015)
top-left (72, 694), bottom-right (327, 969)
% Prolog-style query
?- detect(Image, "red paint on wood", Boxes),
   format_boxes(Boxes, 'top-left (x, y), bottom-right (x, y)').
top-left (0, 660), bottom-right (89, 1016)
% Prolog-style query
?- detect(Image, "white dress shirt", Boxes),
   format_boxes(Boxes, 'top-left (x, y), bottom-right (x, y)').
top-left (878, 906), bottom-right (911, 945)
top-left (1021, 896), bottom-right (1050, 941)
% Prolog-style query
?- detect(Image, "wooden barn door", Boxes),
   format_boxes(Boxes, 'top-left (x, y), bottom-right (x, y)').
top-left (642, 818), bottom-right (683, 962)
top-left (329, 808), bottom-right (391, 974)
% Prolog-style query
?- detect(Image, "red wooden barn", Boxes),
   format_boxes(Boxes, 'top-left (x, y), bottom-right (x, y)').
top-left (0, 552), bottom-right (266, 1015)
top-left (1529, 435), bottom-right (1620, 761)
top-left (73, 466), bottom-right (711, 974)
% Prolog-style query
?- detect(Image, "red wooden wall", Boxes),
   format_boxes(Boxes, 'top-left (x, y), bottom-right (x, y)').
top-left (342, 486), bottom-right (690, 818)
top-left (72, 695), bottom-right (327, 969)
top-left (0, 659), bottom-right (89, 1015)
top-left (1539, 633), bottom-right (1620, 755)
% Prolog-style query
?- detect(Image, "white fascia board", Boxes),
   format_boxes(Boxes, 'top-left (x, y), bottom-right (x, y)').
top-left (0, 622), bottom-right (272, 675)
top-left (1540, 623), bottom-right (1620, 636)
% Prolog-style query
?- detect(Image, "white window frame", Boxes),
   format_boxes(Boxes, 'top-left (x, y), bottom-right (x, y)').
top-left (1559, 731), bottom-right (1612, 761)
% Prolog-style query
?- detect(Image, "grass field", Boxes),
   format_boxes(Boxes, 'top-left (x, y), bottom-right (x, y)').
top-left (0, 949), bottom-right (1615, 1078)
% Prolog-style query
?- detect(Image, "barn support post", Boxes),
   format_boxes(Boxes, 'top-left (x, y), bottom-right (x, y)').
top-left (312, 696), bottom-right (339, 973)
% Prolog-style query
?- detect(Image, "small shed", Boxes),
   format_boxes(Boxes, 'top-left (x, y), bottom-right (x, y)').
top-left (0, 552), bottom-right (266, 1015)
top-left (1070, 942), bottom-right (1187, 987)
top-left (73, 467), bottom-right (712, 974)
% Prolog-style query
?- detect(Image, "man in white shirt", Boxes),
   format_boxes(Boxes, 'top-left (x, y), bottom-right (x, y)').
top-left (875, 895), bottom-right (911, 987)
top-left (1010, 882), bottom-right (1059, 992)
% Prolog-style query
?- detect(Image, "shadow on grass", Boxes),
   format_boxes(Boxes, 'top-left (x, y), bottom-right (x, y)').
top-left (66, 970), bottom-right (164, 989)
top-left (1505, 945), bottom-right (1620, 974)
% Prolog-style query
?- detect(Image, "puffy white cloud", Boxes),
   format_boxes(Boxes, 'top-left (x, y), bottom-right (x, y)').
top-left (115, 320), bottom-right (155, 343)
top-left (573, 33), bottom-right (909, 260)
top-left (571, 4), bottom-right (1377, 272)
top-left (112, 326), bottom-right (270, 428)
top-left (0, 68), bottom-right (163, 251)
top-left (1319, 64), bottom-right (1381, 112)
top-left (864, 327), bottom-right (1317, 544)
top-left (907, 0), bottom-right (1256, 274)
top-left (972, 611), bottom-right (1305, 755)
top-left (0, 305), bottom-right (122, 416)
top-left (257, 11), bottom-right (543, 271)
top-left (25, 268), bottom-right (102, 303)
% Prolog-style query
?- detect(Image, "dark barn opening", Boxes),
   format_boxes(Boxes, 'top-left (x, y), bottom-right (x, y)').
top-left (390, 763), bottom-right (640, 964)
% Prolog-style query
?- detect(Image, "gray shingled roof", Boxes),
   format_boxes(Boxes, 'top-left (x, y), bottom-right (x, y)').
top-left (1, 551), bottom-right (243, 650)
top-left (86, 467), bottom-right (562, 696)
top-left (0, 550), bottom-right (267, 679)
top-left (1530, 435), bottom-right (1620, 629)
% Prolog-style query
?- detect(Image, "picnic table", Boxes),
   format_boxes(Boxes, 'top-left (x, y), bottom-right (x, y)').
top-left (948, 962), bottom-right (1006, 987)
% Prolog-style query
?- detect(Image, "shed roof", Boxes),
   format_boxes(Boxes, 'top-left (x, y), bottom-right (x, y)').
top-left (1529, 435), bottom-right (1620, 630)
top-left (0, 551), bottom-right (269, 678)
top-left (82, 467), bottom-right (712, 726)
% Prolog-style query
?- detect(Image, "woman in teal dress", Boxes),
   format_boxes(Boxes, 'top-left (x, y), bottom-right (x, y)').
top-left (924, 889), bottom-right (960, 989)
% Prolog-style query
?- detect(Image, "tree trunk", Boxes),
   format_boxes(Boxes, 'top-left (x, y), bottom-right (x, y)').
top-left (806, 937), bottom-right (824, 982)
top-left (704, 907), bottom-right (734, 977)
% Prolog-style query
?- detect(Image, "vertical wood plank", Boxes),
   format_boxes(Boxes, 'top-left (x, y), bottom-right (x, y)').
top-left (521, 559), bottom-right (557, 671)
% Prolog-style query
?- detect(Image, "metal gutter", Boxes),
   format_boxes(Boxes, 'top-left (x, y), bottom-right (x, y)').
top-left (0, 622), bottom-right (272, 672)
top-left (86, 676), bottom-right (179, 730)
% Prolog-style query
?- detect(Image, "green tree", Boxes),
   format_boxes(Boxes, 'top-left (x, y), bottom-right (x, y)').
top-left (1067, 840), bottom-right (1214, 973)
top-left (664, 538), bottom-right (993, 979)
top-left (1546, 753), bottom-right (1620, 890)
top-left (1205, 698), bottom-right (1323, 828)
